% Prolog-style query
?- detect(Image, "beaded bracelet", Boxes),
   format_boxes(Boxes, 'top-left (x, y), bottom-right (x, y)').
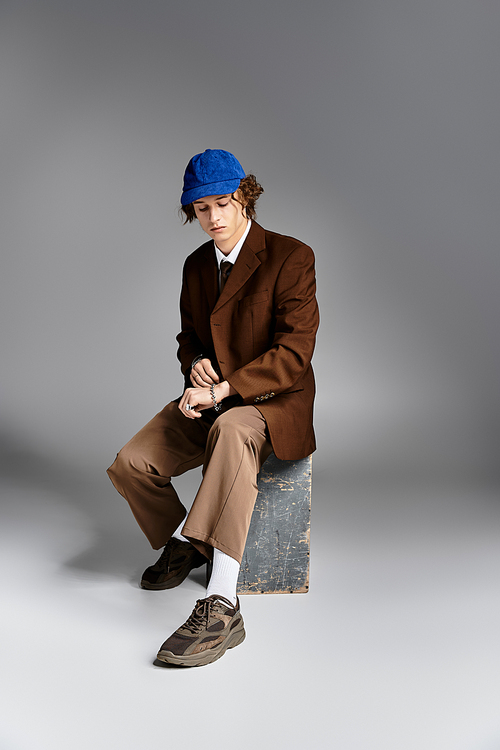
top-left (210, 384), bottom-right (222, 412)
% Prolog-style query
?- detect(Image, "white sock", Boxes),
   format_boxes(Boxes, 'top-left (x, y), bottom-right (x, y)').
top-left (206, 548), bottom-right (240, 606)
top-left (171, 517), bottom-right (187, 542)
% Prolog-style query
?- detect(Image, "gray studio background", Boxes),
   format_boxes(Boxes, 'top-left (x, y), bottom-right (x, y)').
top-left (1, 2), bottom-right (500, 750)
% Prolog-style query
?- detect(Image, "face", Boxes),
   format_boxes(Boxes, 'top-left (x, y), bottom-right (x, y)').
top-left (192, 192), bottom-right (247, 254)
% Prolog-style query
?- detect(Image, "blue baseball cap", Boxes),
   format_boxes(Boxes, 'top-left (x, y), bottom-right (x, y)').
top-left (181, 149), bottom-right (245, 206)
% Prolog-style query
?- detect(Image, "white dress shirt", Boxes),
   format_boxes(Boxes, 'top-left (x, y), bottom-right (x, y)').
top-left (214, 220), bottom-right (252, 289)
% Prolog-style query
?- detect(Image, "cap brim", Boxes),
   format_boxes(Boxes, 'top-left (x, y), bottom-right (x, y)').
top-left (181, 178), bottom-right (242, 206)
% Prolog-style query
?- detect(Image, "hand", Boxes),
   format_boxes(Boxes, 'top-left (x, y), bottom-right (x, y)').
top-left (179, 386), bottom-right (215, 419)
top-left (178, 381), bottom-right (236, 419)
top-left (190, 358), bottom-right (220, 388)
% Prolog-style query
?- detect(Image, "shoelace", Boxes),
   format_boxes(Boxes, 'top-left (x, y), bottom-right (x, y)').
top-left (183, 596), bottom-right (234, 635)
top-left (156, 540), bottom-right (175, 571)
top-left (156, 539), bottom-right (189, 572)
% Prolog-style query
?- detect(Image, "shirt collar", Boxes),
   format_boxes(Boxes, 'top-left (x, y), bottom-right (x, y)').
top-left (214, 220), bottom-right (252, 268)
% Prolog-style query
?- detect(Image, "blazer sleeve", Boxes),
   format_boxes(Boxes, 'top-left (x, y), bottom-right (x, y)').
top-left (176, 264), bottom-right (205, 378)
top-left (227, 243), bottom-right (319, 403)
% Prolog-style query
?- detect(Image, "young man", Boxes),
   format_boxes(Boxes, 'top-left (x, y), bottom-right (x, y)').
top-left (107, 149), bottom-right (319, 667)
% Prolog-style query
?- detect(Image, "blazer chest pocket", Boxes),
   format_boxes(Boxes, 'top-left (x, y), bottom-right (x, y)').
top-left (238, 291), bottom-right (269, 309)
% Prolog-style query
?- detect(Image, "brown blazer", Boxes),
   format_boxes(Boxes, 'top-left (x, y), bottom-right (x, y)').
top-left (176, 221), bottom-right (319, 460)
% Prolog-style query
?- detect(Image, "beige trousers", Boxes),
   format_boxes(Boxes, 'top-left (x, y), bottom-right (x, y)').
top-left (107, 402), bottom-right (272, 564)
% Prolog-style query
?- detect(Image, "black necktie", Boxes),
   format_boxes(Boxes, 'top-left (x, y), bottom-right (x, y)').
top-left (220, 261), bottom-right (233, 293)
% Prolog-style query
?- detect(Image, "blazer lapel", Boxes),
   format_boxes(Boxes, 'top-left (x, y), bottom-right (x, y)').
top-left (212, 222), bottom-right (265, 314)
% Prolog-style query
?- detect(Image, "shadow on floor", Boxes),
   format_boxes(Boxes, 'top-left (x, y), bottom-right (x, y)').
top-left (0, 430), bottom-right (144, 578)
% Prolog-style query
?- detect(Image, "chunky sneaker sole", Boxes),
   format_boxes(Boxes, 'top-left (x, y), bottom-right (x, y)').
top-left (156, 595), bottom-right (246, 667)
top-left (157, 624), bottom-right (246, 667)
top-left (140, 555), bottom-right (205, 590)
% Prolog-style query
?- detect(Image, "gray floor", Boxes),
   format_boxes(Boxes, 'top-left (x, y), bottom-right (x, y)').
top-left (2, 449), bottom-right (500, 750)
top-left (2, 2), bottom-right (500, 747)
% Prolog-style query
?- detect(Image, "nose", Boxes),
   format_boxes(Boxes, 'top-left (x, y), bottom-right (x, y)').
top-left (209, 205), bottom-right (221, 223)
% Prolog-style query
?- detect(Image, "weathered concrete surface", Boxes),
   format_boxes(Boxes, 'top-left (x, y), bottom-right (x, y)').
top-left (237, 453), bottom-right (312, 595)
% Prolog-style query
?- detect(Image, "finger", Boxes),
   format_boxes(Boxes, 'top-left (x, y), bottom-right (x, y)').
top-left (194, 362), bottom-right (213, 388)
top-left (196, 363), bottom-right (219, 385)
top-left (203, 361), bottom-right (220, 383)
top-left (179, 400), bottom-right (193, 418)
top-left (191, 364), bottom-right (208, 384)
top-left (195, 359), bottom-right (220, 385)
top-left (179, 389), bottom-right (196, 418)
top-left (192, 367), bottom-right (212, 386)
top-left (186, 401), bottom-right (202, 418)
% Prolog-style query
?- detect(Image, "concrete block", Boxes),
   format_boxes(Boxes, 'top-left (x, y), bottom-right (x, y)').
top-left (237, 453), bottom-right (312, 594)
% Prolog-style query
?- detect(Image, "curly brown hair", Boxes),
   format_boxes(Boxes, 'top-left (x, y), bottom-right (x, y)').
top-left (180, 174), bottom-right (264, 224)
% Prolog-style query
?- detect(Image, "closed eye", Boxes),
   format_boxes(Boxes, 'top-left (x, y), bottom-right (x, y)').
top-left (197, 202), bottom-right (228, 212)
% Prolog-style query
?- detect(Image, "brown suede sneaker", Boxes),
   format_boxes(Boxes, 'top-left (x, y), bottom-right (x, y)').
top-left (156, 595), bottom-right (246, 667)
top-left (140, 538), bottom-right (206, 590)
